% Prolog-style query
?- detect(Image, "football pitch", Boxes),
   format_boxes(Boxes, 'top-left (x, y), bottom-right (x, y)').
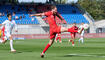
top-left (0, 38), bottom-right (105, 60)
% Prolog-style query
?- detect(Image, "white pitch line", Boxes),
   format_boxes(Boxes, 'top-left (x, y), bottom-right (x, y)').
top-left (67, 53), bottom-right (105, 57)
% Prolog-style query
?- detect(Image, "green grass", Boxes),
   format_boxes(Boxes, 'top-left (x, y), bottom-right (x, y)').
top-left (0, 38), bottom-right (105, 60)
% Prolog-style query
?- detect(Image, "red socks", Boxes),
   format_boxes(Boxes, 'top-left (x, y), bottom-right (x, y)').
top-left (70, 40), bottom-right (74, 44)
top-left (72, 41), bottom-right (74, 45)
top-left (68, 28), bottom-right (78, 33)
top-left (56, 37), bottom-right (61, 41)
top-left (56, 37), bottom-right (59, 41)
top-left (43, 44), bottom-right (51, 53)
top-left (59, 37), bottom-right (61, 41)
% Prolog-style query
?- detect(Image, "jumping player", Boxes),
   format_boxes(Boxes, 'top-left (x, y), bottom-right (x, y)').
top-left (69, 23), bottom-right (78, 46)
top-left (0, 14), bottom-right (17, 52)
top-left (30, 5), bottom-right (84, 58)
top-left (55, 32), bottom-right (62, 43)
top-left (79, 23), bottom-right (85, 43)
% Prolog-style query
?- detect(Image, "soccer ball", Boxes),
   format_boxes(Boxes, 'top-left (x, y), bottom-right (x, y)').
top-left (83, 24), bottom-right (89, 30)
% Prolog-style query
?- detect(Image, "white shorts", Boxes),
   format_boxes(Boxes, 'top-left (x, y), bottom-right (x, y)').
top-left (81, 30), bottom-right (84, 36)
top-left (4, 31), bottom-right (11, 40)
top-left (81, 33), bottom-right (84, 36)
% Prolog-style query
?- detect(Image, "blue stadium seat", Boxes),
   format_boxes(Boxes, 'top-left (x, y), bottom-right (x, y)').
top-left (56, 5), bottom-right (89, 24)
top-left (0, 4), bottom-right (88, 24)
top-left (0, 5), bottom-right (39, 24)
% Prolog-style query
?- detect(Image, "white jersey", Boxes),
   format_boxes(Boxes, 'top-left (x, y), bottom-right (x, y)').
top-left (2, 20), bottom-right (17, 34)
top-left (79, 25), bottom-right (84, 36)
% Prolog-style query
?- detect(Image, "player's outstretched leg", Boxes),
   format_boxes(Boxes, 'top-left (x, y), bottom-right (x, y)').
top-left (40, 39), bottom-right (54, 58)
top-left (61, 27), bottom-right (84, 34)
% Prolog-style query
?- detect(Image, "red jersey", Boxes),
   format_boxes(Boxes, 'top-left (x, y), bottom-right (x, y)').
top-left (71, 26), bottom-right (78, 30)
top-left (71, 26), bottom-right (78, 34)
top-left (44, 11), bottom-right (62, 39)
top-left (44, 11), bottom-right (58, 28)
top-left (57, 33), bottom-right (61, 37)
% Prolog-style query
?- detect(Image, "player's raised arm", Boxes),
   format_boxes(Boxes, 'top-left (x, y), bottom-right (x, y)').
top-left (56, 13), bottom-right (67, 24)
top-left (30, 13), bottom-right (45, 17)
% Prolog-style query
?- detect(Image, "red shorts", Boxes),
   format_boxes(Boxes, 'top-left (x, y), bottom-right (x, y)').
top-left (2, 27), bottom-right (5, 36)
top-left (70, 32), bottom-right (76, 38)
top-left (50, 26), bottom-right (61, 39)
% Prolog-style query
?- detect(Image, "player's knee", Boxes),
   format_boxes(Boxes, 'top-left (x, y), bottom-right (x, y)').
top-left (49, 39), bottom-right (54, 44)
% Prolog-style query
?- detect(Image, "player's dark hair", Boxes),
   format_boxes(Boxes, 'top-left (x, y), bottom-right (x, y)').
top-left (7, 13), bottom-right (12, 17)
top-left (51, 5), bottom-right (56, 9)
top-left (13, 12), bottom-right (16, 14)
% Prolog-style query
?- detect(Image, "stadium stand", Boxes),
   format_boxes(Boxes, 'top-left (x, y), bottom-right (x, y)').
top-left (0, 5), bottom-right (39, 24)
top-left (0, 4), bottom-right (89, 24)
top-left (56, 5), bottom-right (89, 24)
top-left (39, 4), bottom-right (89, 24)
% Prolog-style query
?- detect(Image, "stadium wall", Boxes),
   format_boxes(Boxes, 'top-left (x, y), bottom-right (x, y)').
top-left (12, 33), bottom-right (105, 39)
top-left (11, 25), bottom-right (105, 39)
top-left (12, 24), bottom-right (89, 34)
top-left (12, 25), bottom-right (47, 34)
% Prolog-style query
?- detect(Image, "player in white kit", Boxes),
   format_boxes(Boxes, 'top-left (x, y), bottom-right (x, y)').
top-left (0, 14), bottom-right (17, 52)
top-left (79, 23), bottom-right (85, 43)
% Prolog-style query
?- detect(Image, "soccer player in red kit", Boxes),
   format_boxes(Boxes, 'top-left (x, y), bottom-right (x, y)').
top-left (2, 26), bottom-right (5, 41)
top-left (0, 26), bottom-right (5, 43)
top-left (30, 5), bottom-right (83, 58)
top-left (69, 23), bottom-right (78, 46)
top-left (55, 32), bottom-right (62, 43)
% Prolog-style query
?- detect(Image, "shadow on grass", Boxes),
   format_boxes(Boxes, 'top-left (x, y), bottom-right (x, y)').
top-left (10, 51), bottom-right (23, 54)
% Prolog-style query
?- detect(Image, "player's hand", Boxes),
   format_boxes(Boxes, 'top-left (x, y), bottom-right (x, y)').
top-left (29, 15), bottom-right (34, 17)
top-left (62, 20), bottom-right (67, 24)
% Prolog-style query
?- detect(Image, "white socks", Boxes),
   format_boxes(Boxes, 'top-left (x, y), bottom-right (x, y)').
top-left (79, 38), bottom-right (84, 43)
top-left (10, 40), bottom-right (15, 51)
